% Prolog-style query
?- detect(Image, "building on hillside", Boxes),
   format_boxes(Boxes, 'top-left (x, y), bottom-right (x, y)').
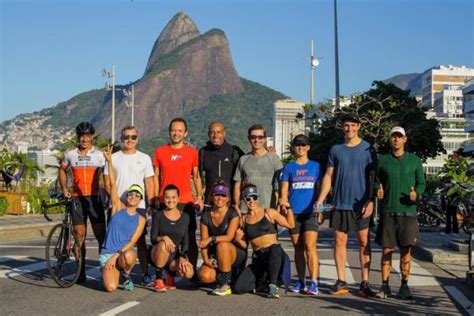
top-left (421, 65), bottom-right (474, 116)
top-left (463, 80), bottom-right (474, 154)
top-left (423, 117), bottom-right (473, 175)
top-left (27, 149), bottom-right (59, 184)
top-left (273, 99), bottom-right (305, 158)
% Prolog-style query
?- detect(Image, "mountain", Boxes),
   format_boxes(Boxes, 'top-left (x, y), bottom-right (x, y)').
top-left (383, 72), bottom-right (423, 97)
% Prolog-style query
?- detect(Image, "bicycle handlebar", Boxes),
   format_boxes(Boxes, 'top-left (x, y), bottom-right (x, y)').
top-left (42, 196), bottom-right (72, 222)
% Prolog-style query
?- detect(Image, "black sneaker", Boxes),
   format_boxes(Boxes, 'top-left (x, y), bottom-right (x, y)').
top-left (358, 281), bottom-right (375, 297)
top-left (375, 284), bottom-right (391, 299)
top-left (398, 284), bottom-right (412, 300)
top-left (76, 271), bottom-right (86, 284)
top-left (329, 279), bottom-right (349, 295)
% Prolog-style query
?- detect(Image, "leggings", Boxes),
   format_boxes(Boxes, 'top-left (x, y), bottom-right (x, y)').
top-left (233, 244), bottom-right (284, 294)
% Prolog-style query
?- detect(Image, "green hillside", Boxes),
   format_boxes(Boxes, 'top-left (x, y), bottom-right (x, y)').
top-left (138, 78), bottom-right (287, 155)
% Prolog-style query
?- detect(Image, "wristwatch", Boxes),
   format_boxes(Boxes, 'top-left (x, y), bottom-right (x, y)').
top-left (211, 236), bottom-right (217, 244)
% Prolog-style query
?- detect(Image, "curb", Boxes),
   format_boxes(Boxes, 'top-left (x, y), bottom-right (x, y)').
top-left (414, 242), bottom-right (468, 264)
top-left (0, 223), bottom-right (57, 242)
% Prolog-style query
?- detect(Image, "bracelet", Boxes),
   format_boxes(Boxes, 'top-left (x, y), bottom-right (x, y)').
top-left (211, 236), bottom-right (217, 244)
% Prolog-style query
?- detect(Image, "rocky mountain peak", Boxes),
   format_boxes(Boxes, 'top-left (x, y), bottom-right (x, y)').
top-left (145, 12), bottom-right (200, 73)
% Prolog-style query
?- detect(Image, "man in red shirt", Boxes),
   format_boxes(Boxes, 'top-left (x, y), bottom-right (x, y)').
top-left (153, 118), bottom-right (204, 271)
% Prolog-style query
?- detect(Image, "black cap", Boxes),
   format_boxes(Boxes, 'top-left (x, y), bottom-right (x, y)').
top-left (292, 134), bottom-right (309, 146)
top-left (340, 113), bottom-right (360, 124)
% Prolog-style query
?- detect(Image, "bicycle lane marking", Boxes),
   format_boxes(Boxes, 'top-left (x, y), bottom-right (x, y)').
top-left (99, 301), bottom-right (140, 316)
top-left (0, 261), bottom-right (46, 278)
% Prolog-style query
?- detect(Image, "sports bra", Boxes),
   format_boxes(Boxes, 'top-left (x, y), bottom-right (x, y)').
top-left (200, 207), bottom-right (239, 237)
top-left (244, 209), bottom-right (277, 241)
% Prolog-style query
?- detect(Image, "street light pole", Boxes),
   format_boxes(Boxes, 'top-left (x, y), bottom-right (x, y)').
top-left (334, 0), bottom-right (341, 110)
top-left (310, 40), bottom-right (314, 106)
top-left (124, 84), bottom-right (137, 127)
top-left (102, 65), bottom-right (116, 143)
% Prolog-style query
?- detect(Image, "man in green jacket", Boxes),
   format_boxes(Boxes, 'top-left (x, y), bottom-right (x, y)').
top-left (375, 126), bottom-right (425, 300)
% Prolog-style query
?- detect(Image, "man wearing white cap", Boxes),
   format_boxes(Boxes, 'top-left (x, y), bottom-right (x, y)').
top-left (374, 126), bottom-right (425, 300)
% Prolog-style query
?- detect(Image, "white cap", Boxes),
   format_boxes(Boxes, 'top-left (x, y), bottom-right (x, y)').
top-left (390, 126), bottom-right (406, 136)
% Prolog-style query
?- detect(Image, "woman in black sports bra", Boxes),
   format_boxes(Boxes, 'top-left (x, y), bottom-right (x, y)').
top-left (198, 181), bottom-right (247, 296)
top-left (233, 184), bottom-right (294, 298)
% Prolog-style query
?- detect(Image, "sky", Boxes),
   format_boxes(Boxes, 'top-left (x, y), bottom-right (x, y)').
top-left (1, 0), bottom-right (473, 121)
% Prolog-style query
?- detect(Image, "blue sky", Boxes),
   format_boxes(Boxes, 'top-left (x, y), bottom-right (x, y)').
top-left (1, 0), bottom-right (473, 121)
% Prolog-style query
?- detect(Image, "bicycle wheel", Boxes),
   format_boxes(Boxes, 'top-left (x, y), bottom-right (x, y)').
top-left (45, 223), bottom-right (83, 287)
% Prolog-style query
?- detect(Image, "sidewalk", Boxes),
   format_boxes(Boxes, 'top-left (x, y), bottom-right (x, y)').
top-left (0, 214), bottom-right (63, 242)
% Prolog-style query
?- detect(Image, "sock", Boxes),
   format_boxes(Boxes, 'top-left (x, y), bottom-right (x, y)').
top-left (401, 279), bottom-right (408, 286)
top-left (216, 270), bottom-right (232, 287)
top-left (156, 267), bottom-right (165, 280)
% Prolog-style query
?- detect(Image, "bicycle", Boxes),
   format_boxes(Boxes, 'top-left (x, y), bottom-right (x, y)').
top-left (42, 191), bottom-right (83, 287)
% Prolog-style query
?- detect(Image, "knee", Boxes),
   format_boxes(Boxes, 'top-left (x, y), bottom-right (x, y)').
top-left (104, 282), bottom-right (118, 293)
top-left (123, 250), bottom-right (136, 265)
top-left (382, 247), bottom-right (394, 257)
top-left (184, 266), bottom-right (194, 280)
top-left (199, 268), bottom-right (215, 284)
top-left (304, 241), bottom-right (316, 254)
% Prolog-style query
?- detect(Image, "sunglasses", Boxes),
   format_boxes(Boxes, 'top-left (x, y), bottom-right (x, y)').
top-left (249, 135), bottom-right (265, 140)
top-left (122, 135), bottom-right (138, 141)
top-left (244, 196), bottom-right (258, 202)
top-left (127, 191), bottom-right (142, 199)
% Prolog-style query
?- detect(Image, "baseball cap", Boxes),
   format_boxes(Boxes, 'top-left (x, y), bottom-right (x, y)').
top-left (212, 184), bottom-right (230, 196)
top-left (292, 134), bottom-right (309, 146)
top-left (242, 186), bottom-right (259, 200)
top-left (340, 113), bottom-right (361, 124)
top-left (128, 184), bottom-right (144, 198)
top-left (390, 126), bottom-right (406, 136)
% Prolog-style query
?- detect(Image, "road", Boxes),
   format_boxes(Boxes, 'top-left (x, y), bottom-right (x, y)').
top-left (0, 224), bottom-right (471, 315)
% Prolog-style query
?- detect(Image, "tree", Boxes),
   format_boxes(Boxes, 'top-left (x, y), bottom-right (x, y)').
top-left (309, 81), bottom-right (445, 165)
top-left (441, 152), bottom-right (473, 205)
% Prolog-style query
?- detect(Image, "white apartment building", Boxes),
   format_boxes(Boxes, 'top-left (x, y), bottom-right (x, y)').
top-left (423, 117), bottom-right (473, 175)
top-left (273, 99), bottom-right (306, 158)
top-left (27, 149), bottom-right (59, 184)
top-left (463, 80), bottom-right (474, 154)
top-left (421, 65), bottom-right (474, 116)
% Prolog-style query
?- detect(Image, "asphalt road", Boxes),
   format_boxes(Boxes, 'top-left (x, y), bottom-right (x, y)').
top-left (0, 224), bottom-right (471, 316)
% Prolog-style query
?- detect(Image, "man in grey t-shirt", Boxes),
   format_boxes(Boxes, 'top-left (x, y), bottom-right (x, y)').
top-left (233, 124), bottom-right (282, 214)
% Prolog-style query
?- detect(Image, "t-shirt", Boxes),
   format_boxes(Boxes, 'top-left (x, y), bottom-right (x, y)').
top-left (104, 150), bottom-right (154, 209)
top-left (376, 152), bottom-right (425, 214)
top-left (234, 152), bottom-right (283, 210)
top-left (280, 160), bottom-right (321, 214)
top-left (327, 140), bottom-right (377, 211)
top-left (153, 144), bottom-right (198, 204)
top-left (62, 147), bottom-right (105, 197)
top-left (150, 210), bottom-right (190, 255)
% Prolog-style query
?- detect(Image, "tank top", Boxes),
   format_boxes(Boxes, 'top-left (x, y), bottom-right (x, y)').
top-left (244, 209), bottom-right (277, 241)
top-left (101, 209), bottom-right (139, 254)
top-left (200, 207), bottom-right (239, 236)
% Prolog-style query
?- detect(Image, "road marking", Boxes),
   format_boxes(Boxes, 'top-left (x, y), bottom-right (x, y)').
top-left (99, 301), bottom-right (140, 316)
top-left (444, 286), bottom-right (474, 316)
top-left (0, 255), bottom-right (27, 263)
top-left (0, 245), bottom-right (99, 249)
top-left (318, 259), bottom-right (356, 285)
top-left (0, 261), bottom-right (46, 278)
top-left (391, 260), bottom-right (439, 286)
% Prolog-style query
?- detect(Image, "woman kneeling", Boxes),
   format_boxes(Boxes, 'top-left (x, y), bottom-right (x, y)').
top-left (100, 146), bottom-right (146, 292)
top-left (199, 181), bottom-right (247, 296)
top-left (233, 184), bottom-right (295, 298)
top-left (150, 184), bottom-right (194, 292)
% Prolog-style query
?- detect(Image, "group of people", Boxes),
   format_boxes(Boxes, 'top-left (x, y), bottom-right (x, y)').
top-left (59, 113), bottom-right (425, 300)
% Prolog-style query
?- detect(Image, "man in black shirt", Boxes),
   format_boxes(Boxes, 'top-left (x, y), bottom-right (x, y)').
top-left (199, 121), bottom-right (244, 204)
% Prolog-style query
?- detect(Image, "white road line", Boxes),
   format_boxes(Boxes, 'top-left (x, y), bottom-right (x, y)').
top-left (0, 261), bottom-right (46, 278)
top-left (318, 259), bottom-right (356, 285)
top-left (391, 260), bottom-right (439, 286)
top-left (444, 286), bottom-right (474, 316)
top-left (99, 301), bottom-right (140, 316)
top-left (0, 255), bottom-right (27, 263)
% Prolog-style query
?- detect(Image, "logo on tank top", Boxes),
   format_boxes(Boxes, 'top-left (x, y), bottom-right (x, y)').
top-left (171, 155), bottom-right (182, 161)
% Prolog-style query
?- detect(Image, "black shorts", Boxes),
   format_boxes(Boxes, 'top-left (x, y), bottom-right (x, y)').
top-left (330, 209), bottom-right (373, 233)
top-left (375, 214), bottom-right (420, 248)
top-left (290, 213), bottom-right (319, 235)
top-left (72, 196), bottom-right (105, 226)
top-left (178, 202), bottom-right (197, 231)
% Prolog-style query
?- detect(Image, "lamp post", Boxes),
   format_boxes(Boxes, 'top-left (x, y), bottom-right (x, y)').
top-left (101, 65), bottom-right (116, 143)
top-left (334, 0), bottom-right (341, 109)
top-left (123, 84), bottom-right (138, 126)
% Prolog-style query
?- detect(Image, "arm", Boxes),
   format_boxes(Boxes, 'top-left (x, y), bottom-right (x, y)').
top-left (279, 181), bottom-right (290, 208)
top-left (192, 166), bottom-right (204, 210)
top-left (413, 159), bottom-right (426, 201)
top-left (153, 166), bottom-right (160, 208)
top-left (58, 163), bottom-right (71, 198)
top-left (103, 147), bottom-right (121, 215)
top-left (316, 167), bottom-right (334, 208)
top-left (233, 227), bottom-right (247, 249)
top-left (104, 175), bottom-right (111, 196)
top-left (199, 223), bottom-right (213, 267)
top-left (144, 175), bottom-right (155, 206)
top-left (268, 208), bottom-right (295, 229)
top-left (233, 181), bottom-right (241, 212)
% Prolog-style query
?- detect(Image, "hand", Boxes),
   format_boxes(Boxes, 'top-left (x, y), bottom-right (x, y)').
top-left (409, 187), bottom-right (417, 202)
top-left (162, 236), bottom-right (176, 253)
top-left (199, 237), bottom-right (211, 249)
top-left (314, 201), bottom-right (323, 214)
top-left (377, 184), bottom-right (384, 200)
top-left (153, 198), bottom-right (161, 210)
top-left (266, 146), bottom-right (276, 154)
top-left (235, 228), bottom-right (244, 241)
top-left (103, 144), bottom-right (113, 162)
top-left (361, 201), bottom-right (374, 219)
top-left (178, 257), bottom-right (188, 273)
top-left (194, 199), bottom-right (204, 212)
top-left (63, 190), bottom-right (72, 199)
top-left (204, 259), bottom-right (214, 268)
top-left (105, 254), bottom-right (119, 270)
top-left (210, 258), bottom-right (218, 268)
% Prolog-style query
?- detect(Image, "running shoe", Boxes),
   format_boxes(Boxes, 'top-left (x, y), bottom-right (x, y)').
top-left (329, 279), bottom-right (349, 295)
top-left (290, 280), bottom-right (307, 293)
top-left (77, 270), bottom-right (87, 284)
top-left (165, 272), bottom-right (176, 290)
top-left (358, 281), bottom-right (374, 297)
top-left (212, 284), bottom-right (232, 296)
top-left (141, 274), bottom-right (154, 287)
top-left (307, 281), bottom-right (319, 296)
top-left (123, 276), bottom-right (135, 291)
top-left (154, 279), bottom-right (167, 292)
top-left (267, 284), bottom-right (280, 298)
top-left (375, 284), bottom-right (391, 299)
top-left (398, 284), bottom-right (412, 300)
